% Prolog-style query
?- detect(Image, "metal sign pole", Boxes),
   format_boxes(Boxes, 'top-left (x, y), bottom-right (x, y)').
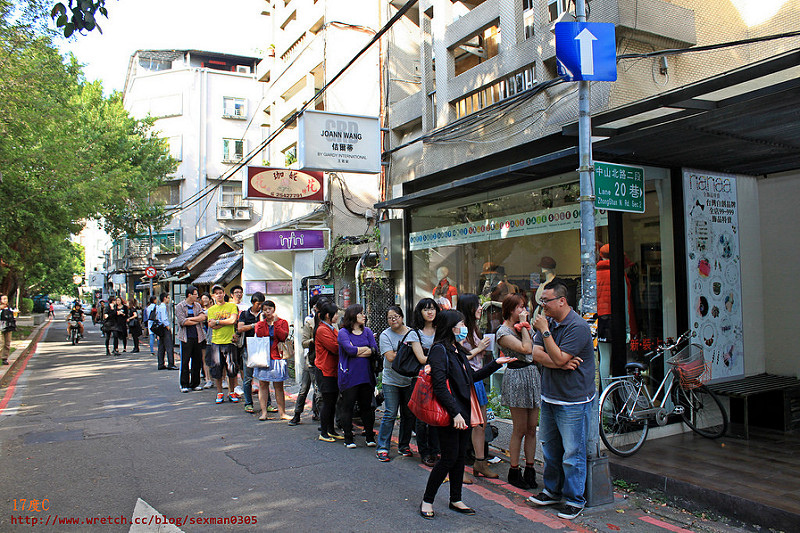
top-left (574, 0), bottom-right (614, 509)
top-left (576, 0), bottom-right (596, 318)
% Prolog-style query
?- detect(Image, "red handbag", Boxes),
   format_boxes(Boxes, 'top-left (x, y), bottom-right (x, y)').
top-left (408, 369), bottom-right (452, 427)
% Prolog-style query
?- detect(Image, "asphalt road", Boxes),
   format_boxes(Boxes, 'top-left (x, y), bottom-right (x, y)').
top-left (0, 316), bottom-right (750, 532)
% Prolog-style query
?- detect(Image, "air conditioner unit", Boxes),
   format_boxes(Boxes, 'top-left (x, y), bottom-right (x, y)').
top-left (217, 206), bottom-right (234, 220)
top-left (233, 207), bottom-right (252, 220)
top-left (236, 65), bottom-right (251, 74)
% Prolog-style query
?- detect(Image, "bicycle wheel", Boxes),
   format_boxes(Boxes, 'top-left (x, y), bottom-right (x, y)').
top-left (599, 380), bottom-right (650, 457)
top-left (672, 384), bottom-right (728, 438)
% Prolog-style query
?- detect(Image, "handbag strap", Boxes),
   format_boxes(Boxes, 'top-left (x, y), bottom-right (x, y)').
top-left (396, 328), bottom-right (416, 352)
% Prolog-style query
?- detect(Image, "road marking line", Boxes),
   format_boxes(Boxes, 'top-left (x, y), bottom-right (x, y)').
top-left (129, 498), bottom-right (184, 533)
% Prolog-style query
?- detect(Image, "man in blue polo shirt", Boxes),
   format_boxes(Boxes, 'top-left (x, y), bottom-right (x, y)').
top-left (527, 278), bottom-right (595, 520)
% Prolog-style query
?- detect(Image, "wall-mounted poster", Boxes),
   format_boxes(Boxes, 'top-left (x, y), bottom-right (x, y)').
top-left (684, 169), bottom-right (744, 380)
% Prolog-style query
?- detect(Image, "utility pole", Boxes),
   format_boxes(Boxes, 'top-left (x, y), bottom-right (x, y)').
top-left (148, 224), bottom-right (154, 301)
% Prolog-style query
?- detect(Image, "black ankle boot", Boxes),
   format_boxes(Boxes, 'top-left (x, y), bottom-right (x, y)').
top-left (508, 466), bottom-right (530, 490)
top-left (523, 466), bottom-right (538, 489)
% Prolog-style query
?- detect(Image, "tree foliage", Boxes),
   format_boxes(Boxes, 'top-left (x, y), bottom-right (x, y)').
top-left (0, 2), bottom-right (175, 297)
top-left (50, 0), bottom-right (107, 37)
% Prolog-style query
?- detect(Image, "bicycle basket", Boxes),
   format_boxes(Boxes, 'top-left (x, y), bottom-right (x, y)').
top-left (667, 343), bottom-right (709, 389)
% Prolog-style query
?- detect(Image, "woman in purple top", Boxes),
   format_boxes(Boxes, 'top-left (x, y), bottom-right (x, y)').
top-left (337, 304), bottom-right (379, 448)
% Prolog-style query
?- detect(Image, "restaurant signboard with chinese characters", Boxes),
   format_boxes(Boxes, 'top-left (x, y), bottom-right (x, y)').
top-left (254, 230), bottom-right (326, 252)
top-left (298, 110), bottom-right (380, 174)
top-left (246, 166), bottom-right (324, 202)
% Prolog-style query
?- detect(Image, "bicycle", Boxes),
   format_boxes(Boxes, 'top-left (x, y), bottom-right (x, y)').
top-left (598, 331), bottom-right (728, 457)
top-left (69, 321), bottom-right (80, 345)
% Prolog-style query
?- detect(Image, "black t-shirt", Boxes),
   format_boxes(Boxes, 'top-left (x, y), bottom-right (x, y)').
top-left (186, 306), bottom-right (198, 339)
top-left (69, 308), bottom-right (84, 321)
top-left (239, 308), bottom-right (260, 338)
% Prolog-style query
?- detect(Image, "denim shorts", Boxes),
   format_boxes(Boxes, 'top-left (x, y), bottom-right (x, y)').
top-left (474, 380), bottom-right (489, 406)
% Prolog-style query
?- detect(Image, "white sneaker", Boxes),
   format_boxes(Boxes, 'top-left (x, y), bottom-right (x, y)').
top-left (203, 381), bottom-right (213, 389)
top-left (487, 456), bottom-right (502, 464)
top-left (234, 385), bottom-right (244, 396)
top-left (222, 380), bottom-right (228, 389)
top-left (180, 388), bottom-right (190, 393)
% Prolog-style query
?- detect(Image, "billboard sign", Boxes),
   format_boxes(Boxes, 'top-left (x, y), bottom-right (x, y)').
top-left (246, 167), bottom-right (324, 202)
top-left (254, 230), bottom-right (326, 252)
top-left (298, 110), bottom-right (381, 174)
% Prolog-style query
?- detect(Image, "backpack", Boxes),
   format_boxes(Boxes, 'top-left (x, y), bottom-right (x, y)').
top-left (391, 329), bottom-right (425, 377)
top-left (142, 305), bottom-right (150, 324)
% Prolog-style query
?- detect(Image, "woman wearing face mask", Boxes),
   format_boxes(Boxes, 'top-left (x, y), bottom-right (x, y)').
top-left (456, 293), bottom-right (495, 479)
top-left (419, 310), bottom-right (516, 520)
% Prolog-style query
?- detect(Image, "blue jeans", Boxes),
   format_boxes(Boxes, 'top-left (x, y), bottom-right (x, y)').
top-left (242, 346), bottom-right (254, 405)
top-left (376, 383), bottom-right (415, 452)
top-left (539, 400), bottom-right (590, 508)
top-left (149, 331), bottom-right (156, 354)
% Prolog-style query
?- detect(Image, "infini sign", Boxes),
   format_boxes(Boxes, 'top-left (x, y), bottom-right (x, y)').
top-left (254, 230), bottom-right (326, 252)
top-left (298, 110), bottom-right (380, 174)
top-left (246, 167), bottom-right (324, 202)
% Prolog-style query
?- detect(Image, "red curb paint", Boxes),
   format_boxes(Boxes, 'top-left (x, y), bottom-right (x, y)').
top-left (0, 321), bottom-right (52, 414)
top-left (639, 516), bottom-right (696, 532)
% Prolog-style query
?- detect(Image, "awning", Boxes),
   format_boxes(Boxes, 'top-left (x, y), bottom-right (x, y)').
top-left (192, 250), bottom-right (243, 285)
top-left (377, 48), bottom-right (800, 210)
top-left (164, 232), bottom-right (237, 273)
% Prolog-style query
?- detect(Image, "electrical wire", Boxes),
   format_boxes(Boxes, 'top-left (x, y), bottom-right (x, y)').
top-left (166, 0), bottom-right (420, 216)
top-left (617, 30), bottom-right (800, 60)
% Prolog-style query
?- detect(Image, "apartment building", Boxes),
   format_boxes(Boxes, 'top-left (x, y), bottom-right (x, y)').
top-left (234, 0), bottom-right (383, 334)
top-left (112, 49), bottom-right (263, 294)
top-left (380, 0), bottom-right (800, 398)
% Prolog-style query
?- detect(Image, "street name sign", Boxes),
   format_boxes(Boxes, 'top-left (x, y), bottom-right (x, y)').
top-left (555, 22), bottom-right (617, 81)
top-left (594, 161), bottom-right (645, 213)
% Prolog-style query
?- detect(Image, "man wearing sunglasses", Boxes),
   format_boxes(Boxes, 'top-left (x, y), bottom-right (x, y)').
top-left (527, 279), bottom-right (594, 520)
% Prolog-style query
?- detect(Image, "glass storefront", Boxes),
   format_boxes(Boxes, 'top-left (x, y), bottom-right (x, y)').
top-left (407, 168), bottom-right (678, 395)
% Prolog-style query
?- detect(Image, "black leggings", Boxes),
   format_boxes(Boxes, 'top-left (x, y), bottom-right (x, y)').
top-left (317, 369), bottom-right (339, 437)
top-left (339, 383), bottom-right (375, 441)
top-left (106, 330), bottom-right (122, 353)
top-left (423, 425), bottom-right (471, 504)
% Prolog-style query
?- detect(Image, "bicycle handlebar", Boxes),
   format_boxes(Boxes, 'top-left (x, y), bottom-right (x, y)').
top-left (644, 330), bottom-right (693, 361)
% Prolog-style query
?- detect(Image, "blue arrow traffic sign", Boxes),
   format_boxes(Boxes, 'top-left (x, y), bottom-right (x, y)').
top-left (555, 22), bottom-right (617, 81)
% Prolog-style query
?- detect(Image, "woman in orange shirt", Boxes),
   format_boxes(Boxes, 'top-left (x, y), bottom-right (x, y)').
top-left (314, 300), bottom-right (343, 442)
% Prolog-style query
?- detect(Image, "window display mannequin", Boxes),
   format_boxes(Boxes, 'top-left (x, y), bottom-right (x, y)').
top-left (596, 244), bottom-right (638, 384)
top-left (432, 266), bottom-right (458, 309)
top-left (532, 256), bottom-right (557, 320)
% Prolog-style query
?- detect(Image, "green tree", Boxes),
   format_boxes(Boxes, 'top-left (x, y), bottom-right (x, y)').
top-left (0, 3), bottom-right (175, 297)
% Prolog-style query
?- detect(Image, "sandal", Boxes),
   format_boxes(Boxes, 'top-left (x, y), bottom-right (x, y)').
top-left (244, 404), bottom-right (254, 413)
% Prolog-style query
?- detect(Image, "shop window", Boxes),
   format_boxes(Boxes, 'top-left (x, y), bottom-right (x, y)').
top-left (408, 173), bottom-right (675, 395)
top-left (453, 23), bottom-right (501, 77)
top-left (222, 138), bottom-right (244, 162)
top-left (410, 179), bottom-right (601, 323)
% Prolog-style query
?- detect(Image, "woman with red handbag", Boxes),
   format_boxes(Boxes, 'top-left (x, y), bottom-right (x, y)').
top-left (418, 310), bottom-right (516, 520)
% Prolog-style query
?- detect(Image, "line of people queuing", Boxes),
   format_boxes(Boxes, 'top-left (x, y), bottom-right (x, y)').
top-left (161, 280), bottom-right (595, 521)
